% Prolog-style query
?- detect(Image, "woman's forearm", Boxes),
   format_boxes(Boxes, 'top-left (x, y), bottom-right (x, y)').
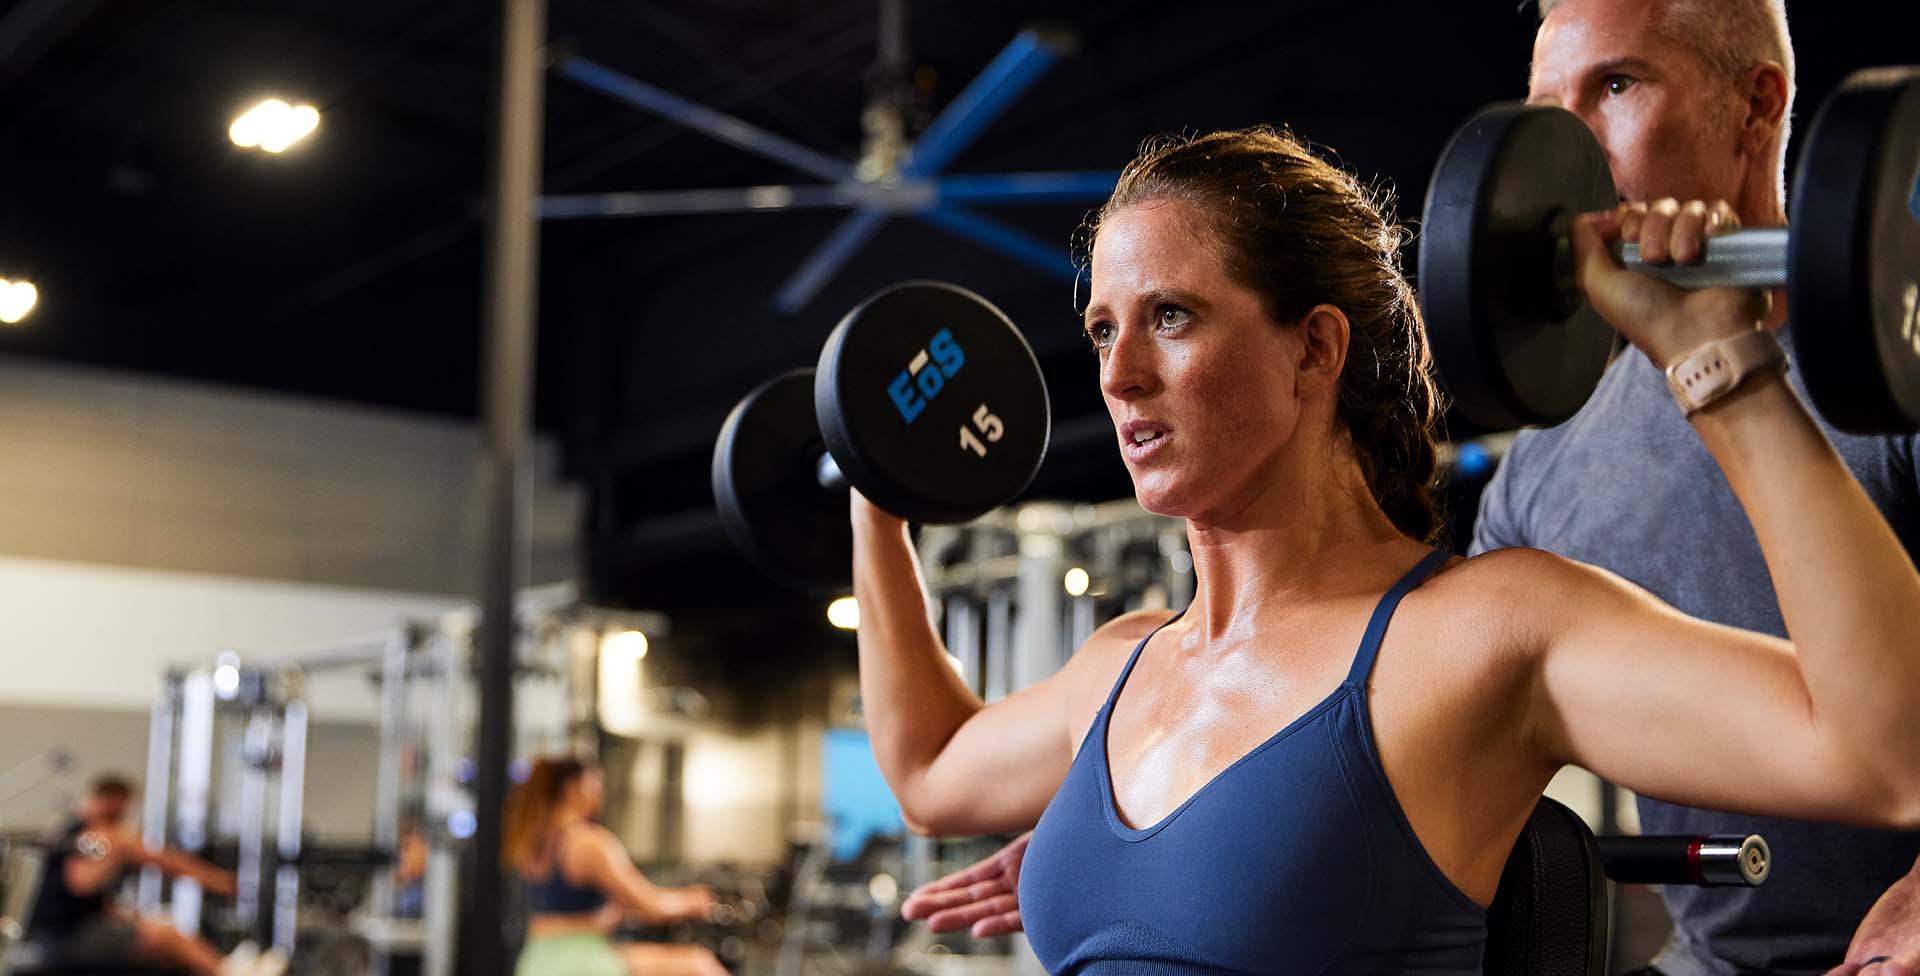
top-left (851, 507), bottom-right (984, 818)
top-left (1695, 371), bottom-right (1920, 810)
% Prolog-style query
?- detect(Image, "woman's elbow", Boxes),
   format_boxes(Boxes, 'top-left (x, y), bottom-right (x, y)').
top-left (899, 806), bottom-right (935, 837)
top-left (1871, 747), bottom-right (1920, 828)
top-left (1846, 768), bottom-right (1920, 830)
top-left (1887, 778), bottom-right (1920, 831)
top-left (897, 798), bottom-right (946, 838)
top-left (897, 792), bottom-right (972, 838)
top-left (1893, 802), bottom-right (1920, 832)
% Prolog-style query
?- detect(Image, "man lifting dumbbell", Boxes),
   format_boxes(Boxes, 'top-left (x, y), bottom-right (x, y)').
top-left (897, 6), bottom-right (1920, 973)
top-left (1468, 4), bottom-right (1920, 975)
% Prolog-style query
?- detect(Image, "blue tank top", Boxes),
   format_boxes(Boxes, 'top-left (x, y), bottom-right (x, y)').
top-left (525, 834), bottom-right (609, 915)
top-left (1019, 549), bottom-right (1486, 975)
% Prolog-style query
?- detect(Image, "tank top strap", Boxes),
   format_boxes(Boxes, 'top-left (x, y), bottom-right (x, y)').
top-left (1096, 610), bottom-right (1186, 718)
top-left (1344, 549), bottom-right (1452, 687)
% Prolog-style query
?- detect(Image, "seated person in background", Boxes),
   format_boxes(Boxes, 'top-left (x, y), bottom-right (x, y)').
top-left (390, 810), bottom-right (429, 919)
top-left (26, 772), bottom-right (256, 976)
top-left (504, 756), bottom-right (727, 976)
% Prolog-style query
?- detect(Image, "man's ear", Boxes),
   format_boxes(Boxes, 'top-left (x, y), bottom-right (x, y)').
top-left (1739, 61), bottom-right (1790, 157)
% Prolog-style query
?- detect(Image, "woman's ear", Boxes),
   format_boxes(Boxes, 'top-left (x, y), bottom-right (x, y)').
top-left (1294, 304), bottom-right (1350, 398)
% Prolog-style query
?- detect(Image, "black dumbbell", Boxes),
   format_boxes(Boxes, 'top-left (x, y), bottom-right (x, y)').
top-left (712, 281), bottom-right (1051, 592)
top-left (1420, 65), bottom-right (1920, 433)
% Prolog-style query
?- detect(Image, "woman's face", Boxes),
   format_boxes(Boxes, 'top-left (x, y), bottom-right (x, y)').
top-left (1084, 200), bottom-right (1310, 521)
top-left (568, 768), bottom-right (605, 817)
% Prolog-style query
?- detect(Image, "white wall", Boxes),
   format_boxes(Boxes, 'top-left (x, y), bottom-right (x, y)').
top-left (0, 554), bottom-right (465, 717)
top-left (0, 354), bottom-right (579, 595)
top-left (0, 353), bottom-right (583, 716)
top-left (681, 724), bottom-right (821, 866)
top-left (0, 354), bottom-right (588, 839)
top-left (594, 649), bottom-right (828, 867)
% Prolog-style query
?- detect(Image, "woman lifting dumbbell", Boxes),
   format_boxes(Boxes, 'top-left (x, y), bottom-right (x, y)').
top-left (848, 128), bottom-right (1920, 974)
top-left (503, 757), bottom-right (726, 976)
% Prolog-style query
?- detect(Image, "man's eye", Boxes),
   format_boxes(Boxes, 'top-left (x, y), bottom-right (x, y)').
top-left (1603, 75), bottom-right (1637, 96)
top-left (1086, 322), bottom-right (1115, 349)
top-left (1158, 306), bottom-right (1191, 328)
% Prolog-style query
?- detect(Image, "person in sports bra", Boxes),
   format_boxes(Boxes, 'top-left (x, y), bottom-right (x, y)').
top-left (849, 127), bottom-right (1920, 975)
top-left (503, 756), bottom-right (726, 976)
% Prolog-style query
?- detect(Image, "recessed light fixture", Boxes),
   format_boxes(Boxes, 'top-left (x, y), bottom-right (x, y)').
top-left (0, 278), bottom-right (38, 325)
top-left (230, 98), bottom-right (320, 153)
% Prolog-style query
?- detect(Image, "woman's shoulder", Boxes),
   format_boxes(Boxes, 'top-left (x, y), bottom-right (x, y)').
top-left (556, 818), bottom-right (616, 851)
top-left (554, 820), bottom-right (620, 876)
top-left (1441, 546), bottom-right (1636, 602)
top-left (1057, 607), bottom-right (1177, 689)
top-left (1417, 546), bottom-right (1640, 657)
top-left (1084, 607), bottom-right (1176, 658)
top-left (1092, 606), bottom-right (1179, 644)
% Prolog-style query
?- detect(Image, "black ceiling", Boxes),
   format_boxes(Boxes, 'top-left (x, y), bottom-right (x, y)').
top-left (1, 1), bottom-right (1915, 635)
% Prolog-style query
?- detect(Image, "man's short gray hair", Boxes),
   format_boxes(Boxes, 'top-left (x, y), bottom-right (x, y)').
top-left (1538, 0), bottom-right (1796, 191)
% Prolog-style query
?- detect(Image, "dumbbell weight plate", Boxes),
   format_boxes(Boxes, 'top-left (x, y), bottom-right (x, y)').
top-left (815, 281), bottom-right (1050, 524)
top-left (1420, 103), bottom-right (1622, 430)
top-left (1792, 66), bottom-right (1920, 434)
top-left (712, 369), bottom-right (852, 593)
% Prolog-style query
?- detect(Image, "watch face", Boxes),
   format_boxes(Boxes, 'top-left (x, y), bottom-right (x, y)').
top-left (77, 831), bottom-right (110, 859)
top-left (1666, 334), bottom-right (1784, 413)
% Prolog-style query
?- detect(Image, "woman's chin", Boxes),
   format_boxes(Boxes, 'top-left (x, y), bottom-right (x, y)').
top-left (1130, 479), bottom-right (1190, 519)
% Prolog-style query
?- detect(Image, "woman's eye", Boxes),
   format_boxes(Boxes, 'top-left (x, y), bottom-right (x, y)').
top-left (1158, 305), bottom-right (1191, 329)
top-left (1603, 75), bottom-right (1636, 97)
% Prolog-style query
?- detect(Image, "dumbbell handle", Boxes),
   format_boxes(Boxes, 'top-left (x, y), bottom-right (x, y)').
top-left (1617, 227), bottom-right (1789, 289)
top-left (816, 453), bottom-right (848, 492)
top-left (1596, 833), bottom-right (1771, 887)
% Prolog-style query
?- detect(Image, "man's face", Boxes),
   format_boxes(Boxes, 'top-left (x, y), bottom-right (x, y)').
top-left (1528, 0), bottom-right (1749, 208)
top-left (90, 792), bottom-right (130, 825)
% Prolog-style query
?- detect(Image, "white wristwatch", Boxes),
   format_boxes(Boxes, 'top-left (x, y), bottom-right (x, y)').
top-left (1664, 330), bottom-right (1787, 416)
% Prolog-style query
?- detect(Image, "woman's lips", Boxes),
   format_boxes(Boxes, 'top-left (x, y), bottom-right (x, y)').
top-left (1121, 421), bottom-right (1169, 462)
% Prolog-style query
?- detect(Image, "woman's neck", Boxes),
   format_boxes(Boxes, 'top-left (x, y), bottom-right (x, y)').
top-left (1179, 444), bottom-right (1423, 647)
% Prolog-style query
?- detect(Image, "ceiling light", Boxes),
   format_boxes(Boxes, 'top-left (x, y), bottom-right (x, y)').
top-left (827, 596), bottom-right (859, 630)
top-left (230, 98), bottom-right (320, 153)
top-left (0, 279), bottom-right (37, 324)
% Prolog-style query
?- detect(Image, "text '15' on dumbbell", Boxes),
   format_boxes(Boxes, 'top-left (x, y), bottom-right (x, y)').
top-left (1420, 65), bottom-right (1920, 433)
top-left (712, 281), bottom-right (1051, 593)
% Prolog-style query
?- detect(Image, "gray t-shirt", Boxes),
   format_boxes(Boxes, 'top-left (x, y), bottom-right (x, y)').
top-left (1470, 331), bottom-right (1920, 976)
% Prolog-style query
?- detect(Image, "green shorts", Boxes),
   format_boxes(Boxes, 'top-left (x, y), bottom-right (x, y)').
top-left (515, 932), bottom-right (626, 976)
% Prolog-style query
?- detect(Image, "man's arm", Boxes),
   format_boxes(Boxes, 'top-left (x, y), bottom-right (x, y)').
top-left (901, 832), bottom-right (1029, 937)
top-left (1467, 435), bottom-right (1531, 556)
top-left (143, 845), bottom-right (236, 896)
top-left (64, 828), bottom-right (234, 898)
top-left (1825, 854), bottom-right (1920, 976)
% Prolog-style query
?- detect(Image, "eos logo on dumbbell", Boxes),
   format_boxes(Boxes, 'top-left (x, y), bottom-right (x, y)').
top-left (886, 328), bottom-right (966, 424)
top-left (713, 281), bottom-right (1050, 593)
top-left (883, 327), bottom-right (1007, 458)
